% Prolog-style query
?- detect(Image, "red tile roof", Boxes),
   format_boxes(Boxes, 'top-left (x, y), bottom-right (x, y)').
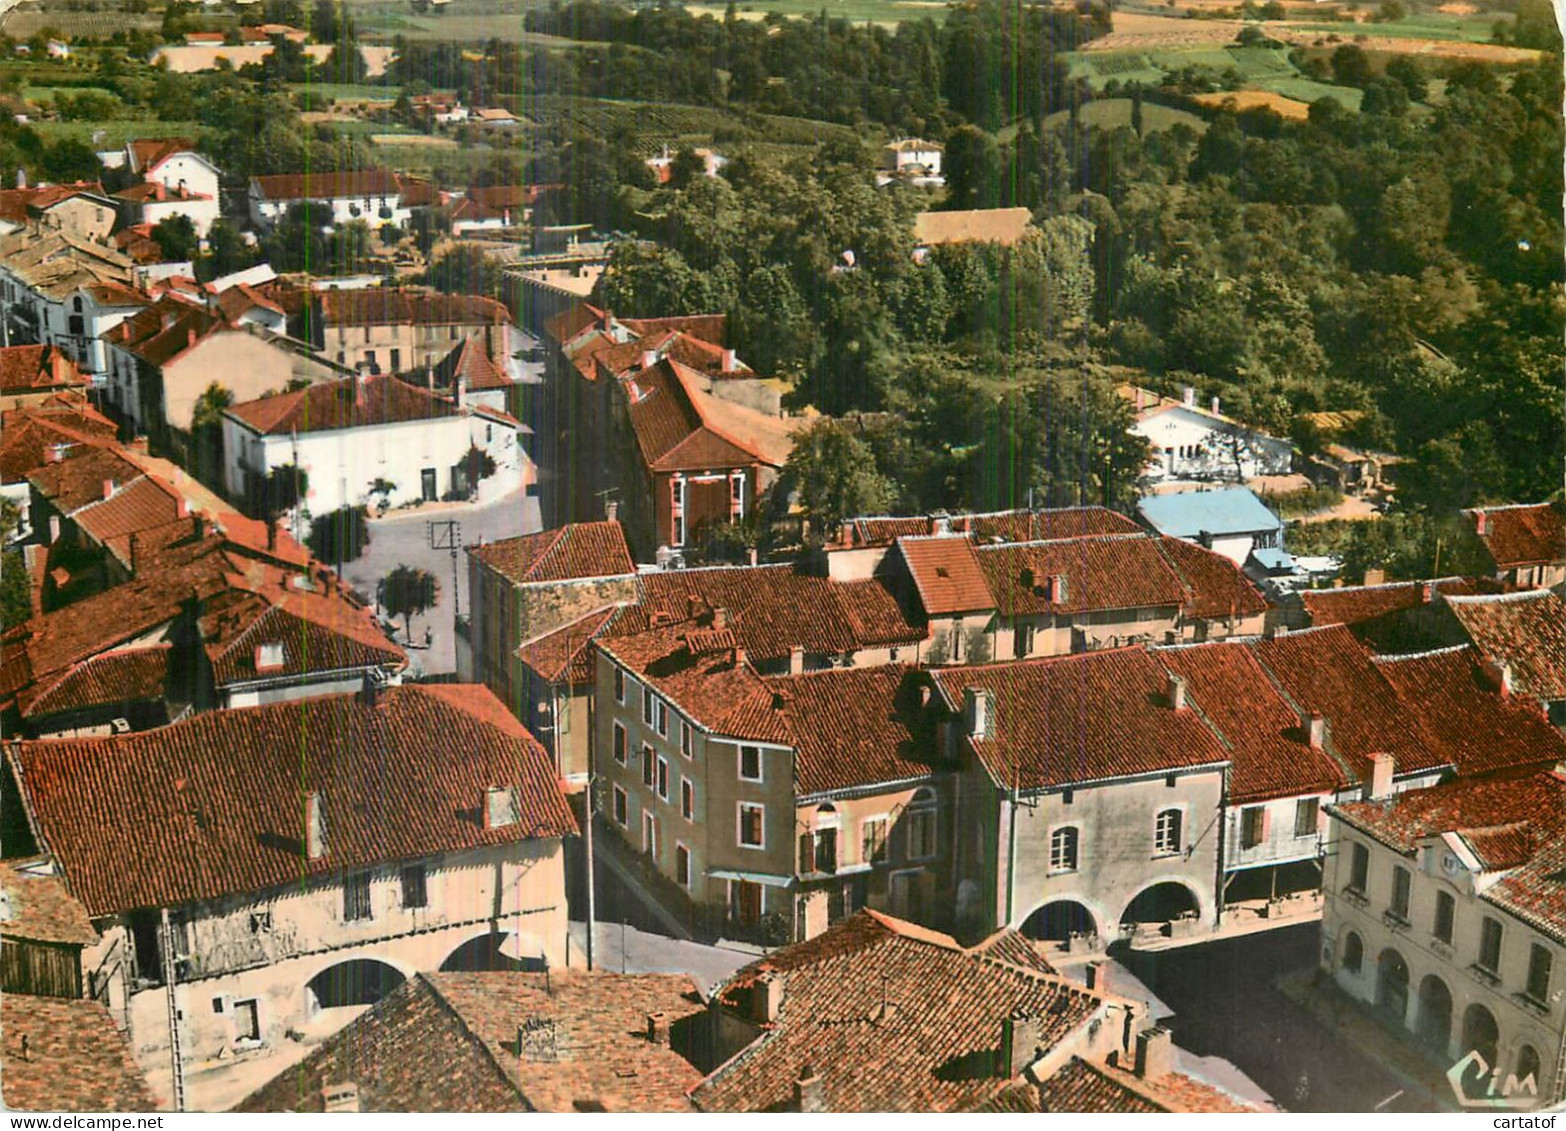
top-left (317, 288), bottom-right (508, 328)
top-left (595, 624), bottom-right (790, 745)
top-left (205, 595), bottom-right (406, 686)
top-left (237, 971), bottom-right (703, 1112)
top-left (1444, 590), bottom-right (1566, 700)
top-left (895, 535), bottom-right (994, 616)
top-left (1302, 577), bottom-right (1502, 627)
top-left (1152, 534), bottom-right (1269, 620)
top-left (932, 649), bottom-right (1231, 791)
top-left (23, 644), bottom-right (170, 722)
top-left (694, 910), bottom-right (1107, 1112)
top-left (543, 302), bottom-right (607, 348)
top-left (430, 334), bottom-right (512, 392)
top-left (1247, 625), bottom-right (1451, 781)
top-left (469, 521), bottom-right (634, 586)
top-left (1468, 502), bottom-right (1566, 570)
top-left (1332, 770), bottom-right (1566, 943)
top-left (11, 684), bottom-right (576, 917)
top-left (71, 476), bottom-right (183, 555)
top-left (113, 180), bottom-right (210, 204)
top-left (620, 313), bottom-right (727, 346)
top-left (978, 534), bottom-right (1185, 617)
top-left (127, 136), bottom-right (197, 173)
top-left (770, 664), bottom-right (942, 796)
top-left (1155, 642), bottom-right (1349, 804)
top-left (1372, 646), bottom-right (1566, 778)
top-left (0, 344), bottom-right (85, 396)
top-left (1037, 1057), bottom-right (1259, 1113)
top-left (2, 996), bottom-right (160, 1113)
top-left (105, 294), bottom-right (232, 369)
top-left (515, 606), bottom-right (627, 685)
top-left (624, 359), bottom-right (777, 472)
top-left (224, 374), bottom-right (461, 436)
top-left (251, 169), bottom-right (403, 203)
top-left (1, 858), bottom-right (98, 945)
top-left (837, 506), bottom-right (1140, 549)
top-left (26, 445), bottom-right (145, 514)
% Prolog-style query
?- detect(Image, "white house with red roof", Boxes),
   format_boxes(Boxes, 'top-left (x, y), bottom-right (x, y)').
top-left (112, 138), bottom-right (222, 237)
top-left (247, 169), bottom-right (409, 230)
top-left (221, 372), bottom-right (526, 520)
top-left (1120, 383), bottom-right (1293, 482)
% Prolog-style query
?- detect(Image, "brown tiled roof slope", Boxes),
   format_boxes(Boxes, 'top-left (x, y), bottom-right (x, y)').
top-left (470, 521), bottom-right (634, 586)
top-left (430, 335), bottom-right (511, 392)
top-left (1301, 576), bottom-right (1503, 628)
top-left (769, 664), bottom-right (943, 796)
top-left (0, 344), bottom-right (85, 396)
top-left (27, 445), bottom-right (145, 514)
top-left (0, 397), bottom-right (118, 484)
top-left (1468, 502), bottom-right (1566, 569)
top-left (10, 684), bottom-right (576, 916)
top-left (694, 910), bottom-right (1106, 1112)
top-left (252, 169), bottom-right (402, 202)
top-left (625, 359), bottom-right (774, 471)
top-left (1155, 642), bottom-right (1349, 804)
top-left (2, 996), bottom-right (160, 1112)
top-left (1333, 770), bottom-right (1566, 944)
top-left (0, 858), bottom-right (98, 945)
top-left (1373, 646), bottom-right (1566, 778)
top-left (225, 374), bottom-right (460, 436)
top-left (205, 597), bottom-right (406, 686)
top-left (318, 288), bottom-right (508, 328)
top-left (1247, 625), bottom-right (1451, 781)
top-left (238, 971), bottom-right (703, 1112)
top-left (1152, 534), bottom-right (1269, 619)
top-left (515, 605), bottom-right (626, 685)
top-left (895, 535), bottom-right (994, 616)
top-left (932, 649), bottom-right (1231, 791)
top-left (23, 644), bottom-right (170, 721)
top-left (1037, 1056), bottom-right (1261, 1113)
top-left (1445, 590), bottom-right (1566, 700)
top-left (978, 534), bottom-right (1184, 616)
top-left (841, 506), bottom-right (1140, 549)
top-left (128, 136), bottom-right (197, 172)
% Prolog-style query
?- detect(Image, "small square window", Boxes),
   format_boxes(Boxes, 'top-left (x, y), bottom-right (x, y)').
top-left (401, 864), bottom-right (428, 909)
top-left (739, 803), bottom-right (764, 848)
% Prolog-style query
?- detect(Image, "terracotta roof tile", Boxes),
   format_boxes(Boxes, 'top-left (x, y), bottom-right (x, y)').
top-left (0, 858), bottom-right (98, 945)
top-left (625, 359), bottom-right (773, 471)
top-left (71, 476), bottom-right (184, 554)
top-left (237, 971), bottom-right (703, 1112)
top-left (0, 344), bottom-right (85, 396)
top-left (1468, 502), bottom-right (1566, 570)
top-left (543, 303), bottom-right (606, 347)
top-left (470, 522), bottom-right (634, 586)
top-left (694, 910), bottom-right (1107, 1112)
top-left (127, 136), bottom-right (197, 173)
top-left (1445, 590), bottom-right (1566, 700)
top-left (771, 665), bottom-right (943, 796)
top-left (10, 684), bottom-right (577, 917)
top-left (2, 996), bottom-right (160, 1112)
top-left (251, 169), bottom-right (403, 203)
top-left (1152, 534), bottom-right (1269, 620)
top-left (1248, 625), bottom-right (1451, 781)
top-left (1302, 577), bottom-right (1502, 628)
top-left (896, 535), bottom-right (994, 616)
top-left (1039, 1057), bottom-right (1260, 1113)
top-left (205, 596), bottom-right (406, 686)
top-left (22, 644), bottom-right (170, 721)
top-left (515, 606), bottom-right (626, 685)
top-left (1155, 642), bottom-right (1350, 804)
top-left (224, 374), bottom-right (461, 436)
top-left (978, 534), bottom-right (1185, 617)
top-left (430, 335), bottom-right (511, 392)
top-left (1372, 646), bottom-right (1566, 778)
top-left (0, 410), bottom-right (118, 486)
top-left (317, 288), bottom-right (508, 328)
top-left (932, 649), bottom-right (1231, 791)
top-left (26, 445), bottom-right (144, 514)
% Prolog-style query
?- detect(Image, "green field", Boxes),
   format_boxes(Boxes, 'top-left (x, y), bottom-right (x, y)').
top-left (29, 118), bottom-right (203, 146)
top-left (1063, 42), bottom-right (1364, 109)
top-left (1040, 96), bottom-right (1209, 133)
top-left (1284, 11), bottom-right (1506, 42)
top-left (288, 82), bottom-right (401, 102)
top-left (526, 94), bottom-right (862, 149)
top-left (22, 84), bottom-right (120, 104)
top-left (1252, 74), bottom-right (1362, 107)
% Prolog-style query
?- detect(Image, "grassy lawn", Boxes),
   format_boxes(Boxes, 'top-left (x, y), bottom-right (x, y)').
top-left (1252, 74), bottom-right (1363, 108)
top-left (22, 84), bottom-right (121, 104)
top-left (1282, 11), bottom-right (1505, 41)
top-left (1041, 96), bottom-right (1209, 133)
top-left (1063, 43), bottom-right (1363, 109)
top-left (30, 119), bottom-right (203, 146)
top-left (288, 82), bottom-right (401, 101)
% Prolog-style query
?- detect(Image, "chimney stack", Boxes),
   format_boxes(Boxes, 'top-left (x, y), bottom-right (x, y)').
top-left (1167, 673), bottom-right (1187, 712)
top-left (756, 971), bottom-right (784, 1024)
top-left (1181, 385), bottom-right (1195, 409)
top-left (455, 374), bottom-right (466, 408)
top-left (103, 478), bottom-right (115, 500)
top-left (1085, 961), bottom-right (1108, 993)
top-left (1304, 712), bottom-right (1327, 750)
top-left (1362, 568), bottom-right (1385, 587)
top-left (964, 687), bottom-right (993, 740)
top-left (732, 645), bottom-right (747, 668)
top-left (304, 790), bottom-right (327, 859)
top-left (788, 645), bottom-right (804, 675)
top-left (1475, 509), bottom-right (1488, 536)
top-left (1000, 1011), bottom-right (1043, 1078)
top-left (645, 1011), bottom-right (668, 1046)
top-left (1134, 1026), bottom-right (1174, 1083)
top-left (722, 347), bottom-right (737, 374)
top-left (1483, 658), bottom-right (1513, 698)
top-left (604, 497), bottom-right (618, 523)
top-left (359, 670), bottom-right (378, 708)
top-left (1051, 573), bottom-right (1069, 604)
top-left (1368, 751), bottom-right (1395, 800)
top-left (793, 1065), bottom-right (825, 1114)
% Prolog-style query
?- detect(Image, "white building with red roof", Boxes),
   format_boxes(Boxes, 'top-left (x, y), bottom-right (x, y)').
top-left (112, 137), bottom-right (222, 237)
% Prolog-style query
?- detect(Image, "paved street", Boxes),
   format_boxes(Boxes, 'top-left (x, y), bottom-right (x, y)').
top-left (1117, 923), bottom-right (1441, 1112)
top-left (567, 920), bottom-right (757, 997)
top-left (338, 487), bottom-right (541, 676)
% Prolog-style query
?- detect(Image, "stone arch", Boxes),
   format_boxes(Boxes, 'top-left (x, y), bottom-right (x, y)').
top-left (305, 957), bottom-right (407, 1011)
top-left (1341, 930), bottom-right (1365, 975)
top-left (440, 929), bottom-right (547, 973)
top-left (1462, 1002), bottom-right (1500, 1069)
top-left (1120, 881), bottom-right (1202, 929)
top-left (1415, 974), bottom-right (1453, 1051)
top-left (1020, 899), bottom-right (1100, 943)
top-left (1515, 1044), bottom-right (1543, 1091)
top-left (1376, 948), bottom-right (1410, 1023)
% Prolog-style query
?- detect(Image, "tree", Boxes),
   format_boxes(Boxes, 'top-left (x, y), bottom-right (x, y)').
top-left (307, 505), bottom-right (370, 567)
top-left (151, 214), bottom-right (198, 263)
top-left (425, 244), bottom-right (501, 296)
top-left (782, 417), bottom-right (896, 538)
top-left (250, 464), bottom-right (309, 523)
top-left (0, 550), bottom-right (30, 631)
top-left (378, 565), bottom-right (438, 638)
top-left (189, 383), bottom-right (234, 488)
top-left (1331, 43), bottom-right (1371, 87)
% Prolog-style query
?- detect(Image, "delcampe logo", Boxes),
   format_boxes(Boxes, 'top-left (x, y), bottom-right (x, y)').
top-left (1447, 1049), bottom-right (1540, 1109)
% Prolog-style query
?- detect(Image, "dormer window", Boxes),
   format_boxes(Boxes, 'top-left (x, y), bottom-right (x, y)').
top-left (256, 642), bottom-right (286, 671)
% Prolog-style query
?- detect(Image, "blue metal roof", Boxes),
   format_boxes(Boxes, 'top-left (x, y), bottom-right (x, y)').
top-left (1136, 488), bottom-right (1283, 539)
top-left (1249, 547), bottom-right (1295, 572)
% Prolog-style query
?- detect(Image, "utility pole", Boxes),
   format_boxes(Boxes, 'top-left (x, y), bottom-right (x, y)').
top-left (427, 519), bottom-right (462, 647)
top-left (584, 774), bottom-right (597, 971)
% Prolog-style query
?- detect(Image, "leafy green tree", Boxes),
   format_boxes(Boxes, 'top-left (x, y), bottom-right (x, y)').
top-left (378, 564), bottom-right (439, 638)
top-left (151, 214), bottom-right (199, 263)
top-left (250, 464), bottom-right (309, 523)
top-left (783, 417), bottom-right (896, 537)
top-left (0, 550), bottom-right (30, 631)
top-left (426, 244), bottom-right (501, 296)
top-left (307, 505), bottom-right (370, 567)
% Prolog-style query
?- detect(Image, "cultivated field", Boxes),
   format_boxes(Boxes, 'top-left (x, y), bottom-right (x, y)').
top-left (0, 6), bottom-right (158, 37)
top-left (1040, 96), bottom-right (1210, 132)
top-left (1191, 87), bottom-right (1312, 118)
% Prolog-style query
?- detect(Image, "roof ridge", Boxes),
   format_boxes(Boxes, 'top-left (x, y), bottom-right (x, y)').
top-left (407, 974), bottom-right (532, 1106)
top-left (1446, 588), bottom-right (1554, 605)
top-left (1371, 644), bottom-right (1472, 664)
